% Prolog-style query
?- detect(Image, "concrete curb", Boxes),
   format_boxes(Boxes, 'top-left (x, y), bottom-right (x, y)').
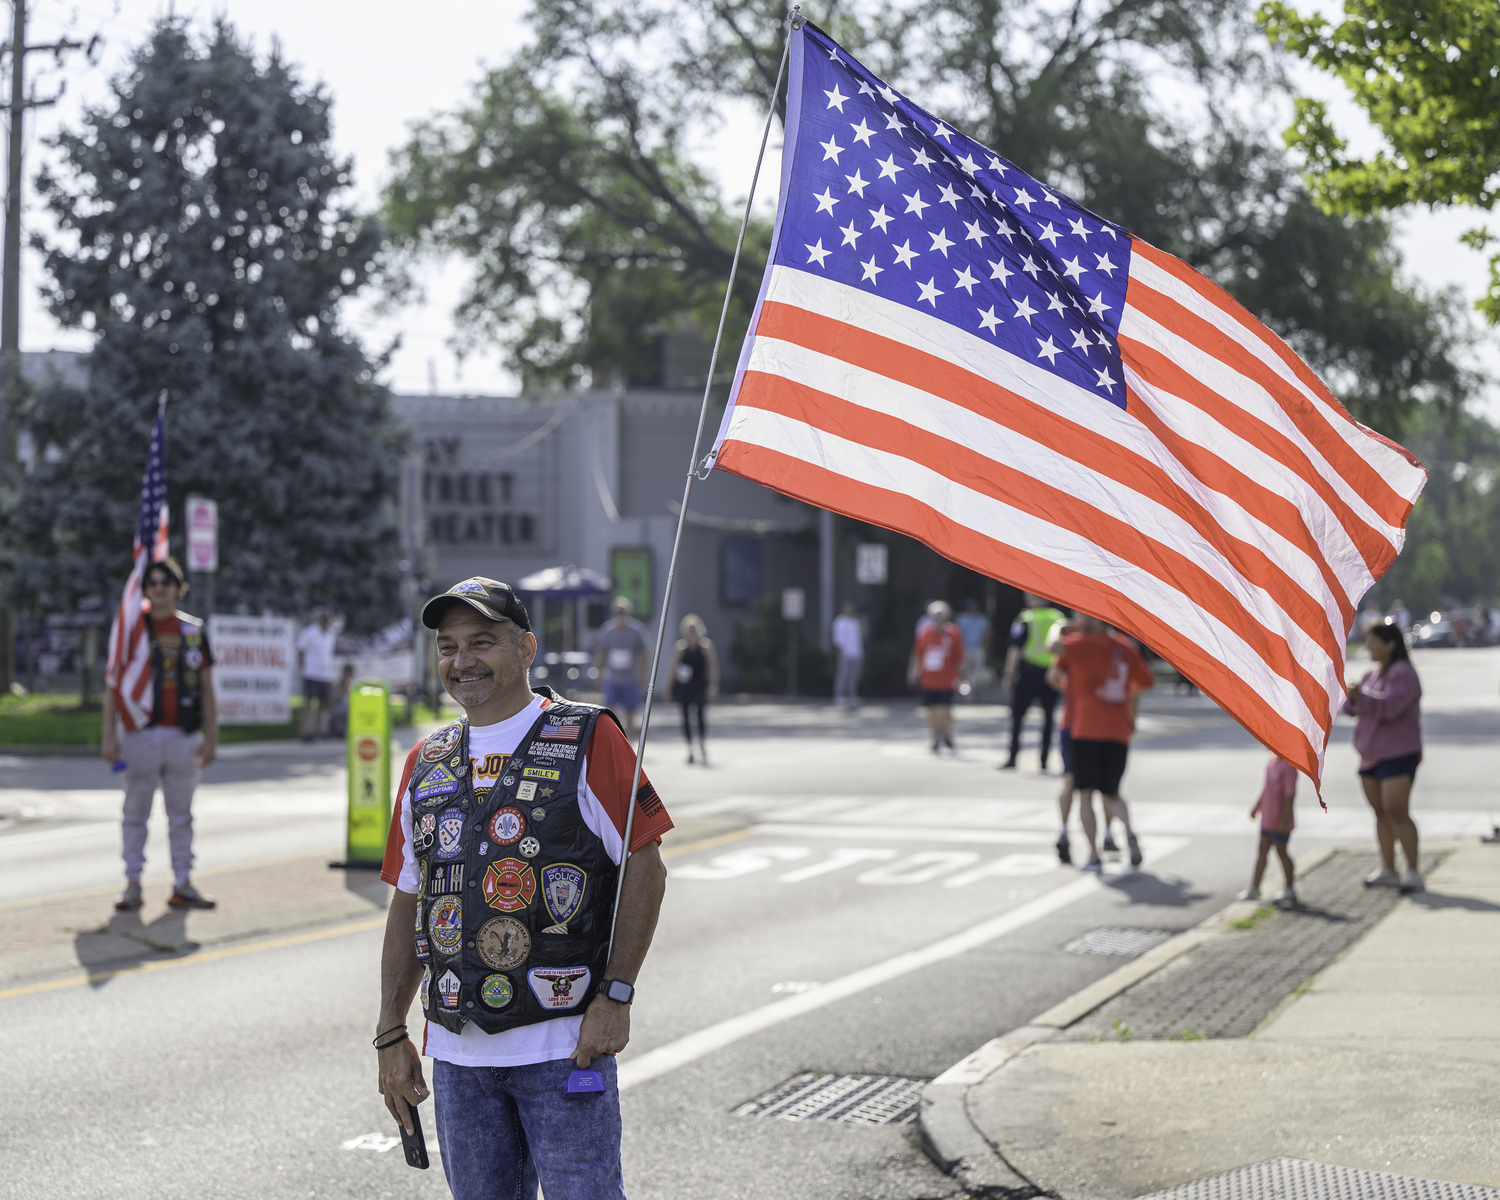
top-left (917, 848), bottom-right (1338, 1192)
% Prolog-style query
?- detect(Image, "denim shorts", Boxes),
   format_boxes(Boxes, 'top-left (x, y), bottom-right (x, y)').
top-left (1358, 752), bottom-right (1421, 782)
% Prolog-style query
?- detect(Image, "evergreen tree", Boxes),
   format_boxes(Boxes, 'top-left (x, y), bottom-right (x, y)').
top-left (10, 19), bottom-right (405, 630)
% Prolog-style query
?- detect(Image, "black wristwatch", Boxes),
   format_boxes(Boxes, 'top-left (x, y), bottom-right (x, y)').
top-left (600, 979), bottom-right (635, 1004)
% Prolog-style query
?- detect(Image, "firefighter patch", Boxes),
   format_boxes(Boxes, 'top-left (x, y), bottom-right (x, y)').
top-left (526, 966), bottom-right (592, 1011)
top-left (541, 863), bottom-right (586, 928)
top-left (421, 723), bottom-right (463, 762)
top-left (480, 974), bottom-right (515, 1010)
top-left (414, 763), bottom-right (460, 805)
top-left (482, 858), bottom-right (536, 912)
top-left (414, 811), bottom-right (436, 853)
top-left (437, 969), bottom-right (461, 1010)
top-left (436, 809), bottom-right (466, 860)
top-left (488, 807), bottom-right (525, 846)
top-left (428, 897), bottom-right (463, 954)
top-left (476, 916), bottom-right (530, 971)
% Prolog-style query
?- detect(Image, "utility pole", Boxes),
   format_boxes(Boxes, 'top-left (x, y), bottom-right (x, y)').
top-left (0, 1), bottom-right (90, 689)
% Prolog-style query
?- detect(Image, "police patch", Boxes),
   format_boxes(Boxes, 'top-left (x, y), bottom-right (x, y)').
top-left (541, 863), bottom-right (587, 928)
top-left (476, 916), bottom-right (530, 971)
top-left (436, 808), bottom-right (466, 860)
top-left (518, 836), bottom-right (540, 859)
top-left (482, 858), bottom-right (536, 912)
top-left (415, 763), bottom-right (460, 804)
top-left (421, 723), bottom-right (464, 763)
top-left (428, 863), bottom-right (465, 895)
top-left (527, 966), bottom-right (592, 1010)
top-left (488, 807), bottom-right (525, 846)
top-left (437, 969), bottom-right (461, 1010)
top-left (522, 766), bottom-right (562, 781)
top-left (428, 897), bottom-right (463, 954)
top-left (480, 974), bottom-right (514, 1009)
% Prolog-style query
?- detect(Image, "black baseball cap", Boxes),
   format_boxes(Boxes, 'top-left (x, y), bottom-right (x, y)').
top-left (420, 577), bottom-right (532, 632)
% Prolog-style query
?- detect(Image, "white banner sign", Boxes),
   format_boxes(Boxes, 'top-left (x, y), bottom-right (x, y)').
top-left (186, 496), bottom-right (218, 573)
top-left (210, 616), bottom-right (295, 724)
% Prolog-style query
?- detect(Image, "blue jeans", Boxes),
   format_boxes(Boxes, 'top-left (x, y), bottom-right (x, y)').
top-left (432, 1056), bottom-right (625, 1200)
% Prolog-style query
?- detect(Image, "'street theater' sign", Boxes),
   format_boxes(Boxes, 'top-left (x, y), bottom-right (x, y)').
top-left (422, 434), bottom-right (551, 549)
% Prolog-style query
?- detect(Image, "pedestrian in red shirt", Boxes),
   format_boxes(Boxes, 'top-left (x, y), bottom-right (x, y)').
top-left (908, 600), bottom-right (964, 753)
top-left (1053, 616), bottom-right (1154, 871)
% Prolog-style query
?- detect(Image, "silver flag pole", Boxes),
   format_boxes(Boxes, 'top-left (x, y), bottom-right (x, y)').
top-left (605, 9), bottom-right (800, 956)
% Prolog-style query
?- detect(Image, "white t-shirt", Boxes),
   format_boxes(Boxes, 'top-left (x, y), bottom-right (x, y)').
top-left (296, 623), bottom-right (338, 683)
top-left (832, 614), bottom-right (863, 658)
top-left (393, 696), bottom-right (628, 1067)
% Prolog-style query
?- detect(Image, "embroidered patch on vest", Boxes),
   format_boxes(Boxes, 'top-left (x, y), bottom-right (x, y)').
top-left (437, 969), bottom-right (461, 1010)
top-left (527, 966), bottom-right (592, 1010)
top-left (421, 723), bottom-right (463, 762)
top-left (475, 917), bottom-right (530, 970)
top-left (420, 966), bottom-right (430, 1008)
top-left (482, 858), bottom-right (536, 912)
top-left (428, 863), bottom-right (464, 895)
top-left (435, 809), bottom-right (466, 860)
top-left (521, 766), bottom-right (561, 781)
top-left (541, 863), bottom-right (587, 928)
top-left (539, 720), bottom-right (582, 741)
top-left (414, 812), bottom-right (436, 853)
top-left (480, 974), bottom-right (514, 1009)
top-left (415, 763), bottom-right (460, 804)
top-left (487, 807), bottom-right (525, 845)
top-left (428, 897), bottom-right (463, 954)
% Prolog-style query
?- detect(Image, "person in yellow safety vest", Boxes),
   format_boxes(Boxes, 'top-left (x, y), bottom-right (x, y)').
top-left (1001, 594), bottom-right (1066, 771)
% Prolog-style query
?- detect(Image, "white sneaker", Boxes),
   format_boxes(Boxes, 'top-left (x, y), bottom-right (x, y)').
top-left (1236, 886), bottom-right (1260, 901)
top-left (1399, 869), bottom-right (1424, 893)
top-left (1277, 886), bottom-right (1298, 906)
top-left (1363, 866), bottom-right (1400, 888)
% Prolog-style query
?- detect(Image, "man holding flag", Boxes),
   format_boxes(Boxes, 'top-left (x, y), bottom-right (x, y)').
top-left (102, 407), bottom-right (219, 912)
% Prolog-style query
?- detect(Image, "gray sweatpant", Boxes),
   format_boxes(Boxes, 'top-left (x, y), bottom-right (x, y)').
top-left (120, 726), bottom-right (201, 886)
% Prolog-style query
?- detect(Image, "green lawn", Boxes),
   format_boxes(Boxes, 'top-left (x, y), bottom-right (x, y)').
top-left (0, 691), bottom-right (439, 748)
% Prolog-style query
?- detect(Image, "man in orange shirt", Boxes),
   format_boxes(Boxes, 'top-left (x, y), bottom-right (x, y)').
top-left (908, 600), bottom-right (964, 753)
top-left (1053, 615), bottom-right (1154, 872)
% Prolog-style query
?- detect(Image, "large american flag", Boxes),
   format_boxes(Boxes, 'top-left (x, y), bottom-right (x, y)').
top-left (709, 22), bottom-right (1426, 783)
top-left (106, 407), bottom-right (170, 732)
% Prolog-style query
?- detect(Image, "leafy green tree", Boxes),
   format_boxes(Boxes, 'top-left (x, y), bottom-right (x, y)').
top-left (10, 19), bottom-right (406, 629)
top-left (1259, 1), bottom-right (1500, 323)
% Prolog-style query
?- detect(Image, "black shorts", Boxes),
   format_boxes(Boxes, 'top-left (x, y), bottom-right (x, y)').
top-left (303, 678), bottom-right (332, 701)
top-left (1071, 739), bottom-right (1129, 795)
top-left (920, 689), bottom-right (954, 707)
top-left (1358, 752), bottom-right (1421, 782)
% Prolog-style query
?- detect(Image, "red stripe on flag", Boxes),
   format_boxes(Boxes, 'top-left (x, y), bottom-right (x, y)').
top-left (733, 369), bottom-right (1337, 730)
top-left (715, 435), bottom-right (1323, 778)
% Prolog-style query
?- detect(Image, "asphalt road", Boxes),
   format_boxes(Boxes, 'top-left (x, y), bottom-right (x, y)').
top-left (2, 649), bottom-right (1498, 1199)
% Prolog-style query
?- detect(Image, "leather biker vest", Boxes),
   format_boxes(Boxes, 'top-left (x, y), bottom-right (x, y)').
top-left (145, 612), bottom-right (208, 734)
top-left (409, 691), bottom-right (618, 1036)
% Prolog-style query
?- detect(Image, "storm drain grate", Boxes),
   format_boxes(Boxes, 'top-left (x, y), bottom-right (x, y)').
top-left (1133, 1157), bottom-right (1500, 1200)
top-left (733, 1072), bottom-right (925, 1126)
top-left (1065, 926), bottom-right (1177, 957)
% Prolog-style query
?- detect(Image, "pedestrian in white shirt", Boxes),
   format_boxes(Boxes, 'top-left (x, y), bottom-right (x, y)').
top-left (296, 608), bottom-right (340, 741)
top-left (831, 602), bottom-right (864, 707)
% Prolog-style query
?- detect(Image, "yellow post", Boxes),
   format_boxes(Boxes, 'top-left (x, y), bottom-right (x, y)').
top-left (345, 680), bottom-right (392, 866)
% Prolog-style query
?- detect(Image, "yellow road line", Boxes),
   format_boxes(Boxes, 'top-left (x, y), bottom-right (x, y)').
top-left (660, 827), bottom-right (751, 859)
top-left (0, 916), bottom-right (386, 1003)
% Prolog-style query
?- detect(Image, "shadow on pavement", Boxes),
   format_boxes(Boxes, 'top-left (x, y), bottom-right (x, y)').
top-left (1103, 871), bottom-right (1211, 908)
top-left (1406, 889), bottom-right (1500, 913)
top-left (74, 904), bottom-right (197, 990)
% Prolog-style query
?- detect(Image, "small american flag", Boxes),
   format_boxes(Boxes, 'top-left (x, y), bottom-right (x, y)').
top-left (709, 22), bottom-right (1426, 784)
top-left (539, 722), bottom-right (582, 741)
top-left (106, 406), bottom-right (170, 733)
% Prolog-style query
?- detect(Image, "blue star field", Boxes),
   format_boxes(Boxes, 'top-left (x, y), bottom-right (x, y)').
top-left (774, 23), bottom-right (1134, 409)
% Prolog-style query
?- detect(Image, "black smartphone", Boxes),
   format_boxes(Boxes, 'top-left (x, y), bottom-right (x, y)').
top-left (399, 1102), bottom-right (429, 1170)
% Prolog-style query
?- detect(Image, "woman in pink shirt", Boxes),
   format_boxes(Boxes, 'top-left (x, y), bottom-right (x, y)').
top-left (1343, 623), bottom-right (1423, 892)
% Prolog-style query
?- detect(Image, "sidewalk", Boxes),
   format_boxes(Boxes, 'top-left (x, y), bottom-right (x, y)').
top-left (926, 839), bottom-right (1500, 1198)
